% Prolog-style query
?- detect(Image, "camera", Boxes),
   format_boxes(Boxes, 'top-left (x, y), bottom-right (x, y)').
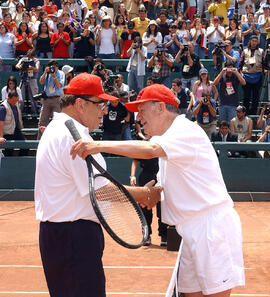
top-left (157, 50), bottom-right (163, 57)
top-left (264, 106), bottom-right (270, 116)
top-left (96, 64), bottom-right (104, 72)
top-left (203, 97), bottom-right (208, 103)
top-left (133, 42), bottom-right (139, 49)
top-left (49, 66), bottom-right (55, 74)
top-left (213, 41), bottom-right (226, 55)
top-left (104, 74), bottom-right (119, 93)
top-left (183, 45), bottom-right (189, 52)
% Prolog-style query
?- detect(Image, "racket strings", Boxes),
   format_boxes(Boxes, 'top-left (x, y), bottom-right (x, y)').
top-left (95, 182), bottom-right (146, 246)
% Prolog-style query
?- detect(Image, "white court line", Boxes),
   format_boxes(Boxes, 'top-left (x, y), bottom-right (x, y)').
top-left (0, 265), bottom-right (255, 270)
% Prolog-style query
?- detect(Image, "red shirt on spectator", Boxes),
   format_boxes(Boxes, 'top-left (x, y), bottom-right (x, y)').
top-left (15, 33), bottom-right (33, 52)
top-left (42, 4), bottom-right (58, 18)
top-left (50, 32), bottom-right (70, 58)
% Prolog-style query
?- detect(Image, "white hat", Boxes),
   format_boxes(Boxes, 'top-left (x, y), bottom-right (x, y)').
top-left (62, 65), bottom-right (74, 75)
top-left (148, 20), bottom-right (158, 27)
top-left (102, 14), bottom-right (111, 21)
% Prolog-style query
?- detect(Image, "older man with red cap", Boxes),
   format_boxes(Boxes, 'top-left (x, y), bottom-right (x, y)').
top-left (70, 83), bottom-right (245, 297)
top-left (34, 73), bottom-right (161, 297)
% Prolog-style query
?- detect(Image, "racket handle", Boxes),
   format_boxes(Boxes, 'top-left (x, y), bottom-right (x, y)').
top-left (65, 119), bottom-right (82, 142)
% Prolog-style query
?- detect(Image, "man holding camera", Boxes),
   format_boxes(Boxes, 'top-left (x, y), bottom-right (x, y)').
top-left (175, 42), bottom-right (201, 91)
top-left (148, 43), bottom-right (174, 88)
top-left (38, 60), bottom-right (65, 139)
top-left (192, 90), bottom-right (217, 139)
top-left (257, 103), bottom-right (270, 134)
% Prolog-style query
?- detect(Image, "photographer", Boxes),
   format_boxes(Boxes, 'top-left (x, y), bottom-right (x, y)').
top-left (38, 60), bottom-right (65, 139)
top-left (175, 42), bottom-right (201, 91)
top-left (15, 49), bottom-right (40, 114)
top-left (148, 43), bottom-right (174, 88)
top-left (192, 90), bottom-right (217, 139)
top-left (257, 125), bottom-right (270, 158)
top-left (126, 36), bottom-right (147, 92)
top-left (91, 58), bottom-right (114, 85)
top-left (257, 103), bottom-right (270, 134)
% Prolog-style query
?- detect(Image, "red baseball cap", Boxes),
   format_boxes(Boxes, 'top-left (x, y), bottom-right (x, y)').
top-left (92, 0), bottom-right (99, 3)
top-left (64, 73), bottom-right (118, 101)
top-left (125, 84), bottom-right (180, 112)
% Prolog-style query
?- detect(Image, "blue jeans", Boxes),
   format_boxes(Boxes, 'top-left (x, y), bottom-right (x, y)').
top-left (219, 105), bottom-right (237, 123)
top-left (97, 53), bottom-right (116, 59)
top-left (182, 77), bottom-right (198, 91)
top-left (122, 125), bottom-right (132, 140)
top-left (128, 66), bottom-right (145, 92)
top-left (194, 45), bottom-right (205, 59)
top-left (207, 42), bottom-right (215, 59)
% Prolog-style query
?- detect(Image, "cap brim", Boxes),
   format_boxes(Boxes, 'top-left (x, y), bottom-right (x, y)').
top-left (125, 99), bottom-right (151, 112)
top-left (97, 93), bottom-right (119, 101)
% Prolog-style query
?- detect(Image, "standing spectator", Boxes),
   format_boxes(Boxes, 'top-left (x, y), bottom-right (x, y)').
top-left (193, 68), bottom-right (218, 102)
top-left (62, 12), bottom-right (76, 58)
top-left (0, 3), bottom-right (10, 21)
top-left (171, 0), bottom-right (189, 20)
top-left (0, 90), bottom-right (28, 156)
top-left (122, 0), bottom-right (139, 21)
top-left (154, 0), bottom-right (169, 20)
top-left (148, 43), bottom-right (174, 88)
top-left (208, 0), bottom-right (231, 26)
top-left (57, 1), bottom-right (72, 22)
top-left (230, 105), bottom-right (253, 142)
top-left (225, 18), bottom-right (242, 53)
top-left (156, 9), bottom-right (169, 41)
top-left (50, 22), bottom-right (71, 58)
top-left (117, 2), bottom-right (129, 23)
top-left (126, 36), bottom-right (147, 92)
top-left (42, 0), bottom-right (58, 19)
top-left (177, 20), bottom-right (190, 45)
top-left (69, 0), bottom-right (88, 22)
top-left (164, 23), bottom-right (182, 57)
top-left (86, 0), bottom-right (104, 25)
top-left (188, 0), bottom-right (196, 22)
top-left (73, 18), bottom-right (95, 58)
top-left (175, 42), bottom-right (201, 91)
top-left (131, 5), bottom-right (149, 38)
top-left (13, 2), bottom-right (24, 27)
top-left (0, 24), bottom-right (15, 72)
top-left (22, 12), bottom-right (35, 34)
top-left (32, 22), bottom-right (53, 58)
top-left (142, 19), bottom-right (162, 59)
top-left (1, 12), bottom-right (17, 35)
top-left (14, 22), bottom-right (33, 57)
top-left (190, 17), bottom-right (206, 59)
top-left (38, 60), bottom-right (65, 139)
top-left (1, 76), bottom-right (23, 105)
top-left (120, 20), bottom-right (140, 58)
top-left (239, 0), bottom-right (256, 18)
top-left (192, 90), bottom-right (217, 139)
top-left (213, 60), bottom-right (246, 123)
top-left (211, 120), bottom-right (238, 142)
top-left (34, 10), bottom-right (54, 32)
top-left (258, 4), bottom-right (270, 50)
top-left (239, 35), bottom-right (264, 115)
top-left (114, 14), bottom-right (127, 57)
top-left (99, 0), bottom-right (114, 22)
top-left (241, 12), bottom-right (260, 49)
top-left (240, 4), bottom-right (254, 24)
top-left (206, 16), bottom-right (225, 59)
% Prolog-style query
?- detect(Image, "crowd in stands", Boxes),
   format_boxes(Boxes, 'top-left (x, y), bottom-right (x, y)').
top-left (1, 0), bottom-right (270, 157)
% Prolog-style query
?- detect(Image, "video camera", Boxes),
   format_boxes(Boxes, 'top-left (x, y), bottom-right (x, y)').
top-left (104, 75), bottom-right (119, 93)
top-left (49, 66), bottom-right (55, 74)
top-left (212, 41), bottom-right (226, 56)
top-left (264, 105), bottom-right (270, 116)
top-left (18, 56), bottom-right (34, 80)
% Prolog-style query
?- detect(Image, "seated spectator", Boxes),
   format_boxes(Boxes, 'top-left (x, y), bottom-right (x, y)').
top-left (241, 12), bottom-right (260, 49)
top-left (164, 22), bottom-right (182, 58)
top-left (126, 36), bottom-right (147, 92)
top-left (171, 78), bottom-right (194, 118)
top-left (175, 42), bottom-right (201, 91)
top-left (120, 20), bottom-right (140, 58)
top-left (14, 22), bottom-right (33, 57)
top-left (230, 105), bottom-right (253, 142)
top-left (192, 90), bottom-right (217, 139)
top-left (0, 24), bottom-right (15, 72)
top-left (131, 5), bottom-right (149, 38)
top-left (0, 90), bottom-right (28, 156)
top-left (211, 120), bottom-right (238, 142)
top-left (32, 22), bottom-right (53, 58)
top-left (193, 68), bottom-right (218, 102)
top-left (213, 60), bottom-right (246, 123)
top-left (1, 76), bottom-right (23, 106)
top-left (156, 9), bottom-right (169, 41)
top-left (148, 43), bottom-right (174, 88)
top-left (142, 20), bottom-right (162, 59)
top-left (225, 18), bottom-right (242, 53)
top-left (190, 17), bottom-right (207, 59)
top-left (50, 22), bottom-right (71, 58)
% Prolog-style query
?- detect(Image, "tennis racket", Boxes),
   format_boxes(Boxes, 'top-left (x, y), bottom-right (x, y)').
top-left (65, 119), bottom-right (149, 249)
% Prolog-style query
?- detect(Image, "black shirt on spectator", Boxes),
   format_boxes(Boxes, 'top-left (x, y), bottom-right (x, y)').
top-left (180, 53), bottom-right (201, 79)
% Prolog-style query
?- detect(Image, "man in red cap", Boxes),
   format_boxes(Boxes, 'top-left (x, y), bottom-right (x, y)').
top-left (35, 73), bottom-right (161, 297)
top-left (70, 83), bottom-right (245, 297)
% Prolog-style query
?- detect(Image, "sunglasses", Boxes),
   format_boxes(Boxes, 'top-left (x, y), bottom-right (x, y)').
top-left (78, 96), bottom-right (106, 109)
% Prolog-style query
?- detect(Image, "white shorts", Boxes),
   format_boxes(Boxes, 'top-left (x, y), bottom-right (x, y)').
top-left (176, 205), bottom-right (245, 295)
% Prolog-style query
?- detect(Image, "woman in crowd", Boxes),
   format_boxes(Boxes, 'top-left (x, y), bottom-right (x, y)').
top-left (225, 18), bottom-right (242, 52)
top-left (116, 3), bottom-right (129, 23)
top-left (114, 14), bottom-right (126, 57)
top-left (1, 76), bottom-right (23, 106)
top-left (190, 17), bottom-right (206, 59)
top-left (22, 11), bottom-right (35, 34)
top-left (142, 20), bottom-right (162, 59)
top-left (13, 2), bottom-right (25, 27)
top-left (241, 4), bottom-right (254, 24)
top-left (14, 22), bottom-right (33, 57)
top-left (88, 13), bottom-right (98, 32)
top-left (99, 0), bottom-right (114, 22)
top-left (34, 10), bottom-right (54, 33)
top-left (192, 68), bottom-right (218, 102)
top-left (177, 20), bottom-right (190, 45)
top-left (32, 22), bottom-right (53, 58)
top-left (96, 15), bottom-right (117, 59)
top-left (62, 12), bottom-right (76, 58)
top-left (0, 24), bottom-right (15, 72)
top-left (1, 12), bottom-right (17, 35)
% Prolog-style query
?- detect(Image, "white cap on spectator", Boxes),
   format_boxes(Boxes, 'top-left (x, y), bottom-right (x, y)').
top-left (62, 65), bottom-right (74, 75)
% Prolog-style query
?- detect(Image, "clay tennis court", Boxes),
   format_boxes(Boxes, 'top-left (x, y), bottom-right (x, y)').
top-left (0, 200), bottom-right (269, 297)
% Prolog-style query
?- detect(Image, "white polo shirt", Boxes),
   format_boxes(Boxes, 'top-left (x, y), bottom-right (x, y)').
top-left (34, 112), bottom-right (108, 223)
top-left (151, 115), bottom-right (233, 226)
top-left (206, 25), bottom-right (225, 43)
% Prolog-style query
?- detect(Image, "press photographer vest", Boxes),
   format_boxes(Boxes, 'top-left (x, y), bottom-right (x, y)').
top-left (1, 100), bottom-right (23, 135)
top-left (242, 48), bottom-right (263, 74)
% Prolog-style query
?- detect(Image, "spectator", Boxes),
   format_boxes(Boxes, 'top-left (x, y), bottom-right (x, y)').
top-left (213, 60), bottom-right (246, 123)
top-left (38, 60), bottom-right (65, 139)
top-left (62, 12), bottom-right (77, 58)
top-left (1, 76), bottom-right (23, 105)
top-left (192, 90), bottom-right (217, 139)
top-left (22, 12), bottom-right (35, 34)
top-left (34, 10), bottom-right (54, 32)
top-left (257, 125), bottom-right (270, 158)
top-left (116, 74), bottom-right (129, 92)
top-left (120, 20), bottom-right (140, 58)
top-left (154, 0), bottom-right (169, 20)
top-left (73, 18), bottom-right (95, 58)
top-left (190, 17), bottom-right (207, 59)
top-left (171, 0), bottom-right (189, 20)
top-left (1, 12), bottom-right (17, 35)
top-left (257, 103), bottom-right (270, 133)
top-left (96, 15), bottom-right (117, 59)
top-left (116, 2), bottom-right (129, 23)
top-left (240, 4), bottom-right (254, 24)
top-left (164, 22), bottom-right (182, 57)
top-left (131, 5), bottom-right (149, 38)
top-left (208, 0), bottom-right (231, 26)
top-left (99, 0), bottom-right (114, 22)
top-left (86, 0), bottom-right (104, 25)
top-left (239, 35), bottom-right (264, 115)
top-left (239, 1), bottom-right (256, 19)
top-left (148, 42), bottom-right (174, 88)
top-left (0, 90), bottom-right (28, 156)
top-left (146, 76), bottom-right (154, 86)
top-left (241, 12), bottom-right (260, 49)
top-left (126, 36), bottom-right (147, 92)
top-left (32, 22), bottom-right (53, 58)
top-left (69, 0), bottom-right (88, 22)
top-left (0, 3), bottom-right (10, 21)
top-left (177, 20), bottom-right (190, 45)
top-left (175, 42), bottom-right (201, 91)
top-left (61, 65), bottom-right (74, 85)
top-left (14, 22), bottom-right (33, 57)
top-left (230, 105), bottom-right (253, 142)
top-left (225, 18), bottom-right (242, 53)
top-left (42, 0), bottom-right (58, 19)
top-left (50, 22), bottom-right (71, 58)
top-left (122, 0), bottom-right (139, 21)
top-left (114, 14), bottom-right (127, 57)
top-left (171, 78), bottom-right (194, 118)
top-left (142, 20), bottom-right (162, 59)
top-left (206, 16), bottom-right (225, 59)
top-left (0, 24), bottom-right (15, 72)
top-left (13, 2), bottom-right (24, 27)
top-left (26, 1), bottom-right (44, 9)
top-left (258, 4), bottom-right (270, 50)
top-left (156, 10), bottom-right (169, 41)
top-left (211, 120), bottom-right (238, 142)
top-left (57, 1), bottom-right (72, 22)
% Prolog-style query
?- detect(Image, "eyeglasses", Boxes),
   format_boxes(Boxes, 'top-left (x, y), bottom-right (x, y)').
top-left (78, 96), bottom-right (106, 109)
